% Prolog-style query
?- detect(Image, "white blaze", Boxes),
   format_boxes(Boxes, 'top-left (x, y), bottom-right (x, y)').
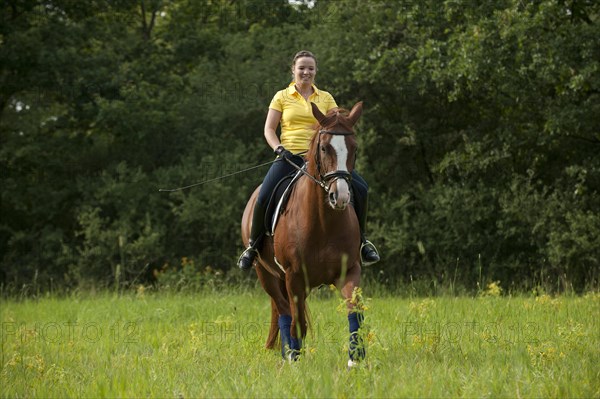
top-left (330, 135), bottom-right (351, 205)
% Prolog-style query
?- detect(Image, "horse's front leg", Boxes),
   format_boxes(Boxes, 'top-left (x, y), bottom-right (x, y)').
top-left (255, 261), bottom-right (290, 351)
top-left (339, 262), bottom-right (366, 367)
top-left (282, 271), bottom-right (307, 360)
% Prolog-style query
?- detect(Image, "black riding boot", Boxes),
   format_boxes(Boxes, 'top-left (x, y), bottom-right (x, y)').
top-left (238, 203), bottom-right (267, 270)
top-left (360, 233), bottom-right (380, 266)
top-left (352, 185), bottom-right (380, 266)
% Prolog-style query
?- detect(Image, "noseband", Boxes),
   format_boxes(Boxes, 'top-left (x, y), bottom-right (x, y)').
top-left (315, 129), bottom-right (354, 192)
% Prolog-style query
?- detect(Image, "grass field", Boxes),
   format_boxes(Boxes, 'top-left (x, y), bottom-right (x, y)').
top-left (1, 287), bottom-right (599, 398)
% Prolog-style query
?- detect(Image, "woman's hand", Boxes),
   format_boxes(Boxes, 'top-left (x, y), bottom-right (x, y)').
top-left (274, 145), bottom-right (294, 160)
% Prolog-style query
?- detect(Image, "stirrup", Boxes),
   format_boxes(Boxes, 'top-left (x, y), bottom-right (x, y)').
top-left (360, 239), bottom-right (380, 266)
top-left (237, 246), bottom-right (259, 270)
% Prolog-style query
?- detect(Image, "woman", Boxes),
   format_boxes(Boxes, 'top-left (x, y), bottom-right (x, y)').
top-left (238, 50), bottom-right (379, 270)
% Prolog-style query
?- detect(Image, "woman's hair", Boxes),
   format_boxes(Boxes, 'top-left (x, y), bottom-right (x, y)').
top-left (292, 50), bottom-right (318, 68)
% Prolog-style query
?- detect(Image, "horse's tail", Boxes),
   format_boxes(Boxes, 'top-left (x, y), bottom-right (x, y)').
top-left (265, 298), bottom-right (279, 349)
top-left (304, 300), bottom-right (313, 340)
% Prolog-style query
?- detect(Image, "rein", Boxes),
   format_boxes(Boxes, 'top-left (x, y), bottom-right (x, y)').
top-left (284, 129), bottom-right (354, 193)
top-left (282, 158), bottom-right (329, 191)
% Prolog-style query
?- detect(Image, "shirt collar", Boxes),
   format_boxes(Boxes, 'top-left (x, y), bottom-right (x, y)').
top-left (287, 82), bottom-right (320, 97)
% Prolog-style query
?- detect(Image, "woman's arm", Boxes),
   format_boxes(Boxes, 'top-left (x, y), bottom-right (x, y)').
top-left (264, 108), bottom-right (283, 151)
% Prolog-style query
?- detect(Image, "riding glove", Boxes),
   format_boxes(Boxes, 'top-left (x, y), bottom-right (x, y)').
top-left (274, 145), bottom-right (294, 161)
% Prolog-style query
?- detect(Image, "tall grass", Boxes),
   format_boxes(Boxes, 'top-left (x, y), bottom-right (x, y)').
top-left (1, 287), bottom-right (599, 398)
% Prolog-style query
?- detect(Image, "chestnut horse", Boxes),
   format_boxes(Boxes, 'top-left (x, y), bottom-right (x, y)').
top-left (241, 102), bottom-right (366, 366)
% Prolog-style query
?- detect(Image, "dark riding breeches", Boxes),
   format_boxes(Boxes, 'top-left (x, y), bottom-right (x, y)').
top-left (256, 156), bottom-right (305, 209)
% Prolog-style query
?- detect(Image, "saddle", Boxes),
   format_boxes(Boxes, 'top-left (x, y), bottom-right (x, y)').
top-left (264, 166), bottom-right (306, 236)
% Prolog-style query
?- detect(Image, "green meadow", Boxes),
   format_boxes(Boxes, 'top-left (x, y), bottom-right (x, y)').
top-left (1, 288), bottom-right (599, 398)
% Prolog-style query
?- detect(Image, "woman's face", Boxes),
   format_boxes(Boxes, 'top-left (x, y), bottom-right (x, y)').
top-left (292, 56), bottom-right (317, 86)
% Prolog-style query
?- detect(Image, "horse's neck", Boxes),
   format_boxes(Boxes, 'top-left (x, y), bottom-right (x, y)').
top-left (297, 178), bottom-right (337, 229)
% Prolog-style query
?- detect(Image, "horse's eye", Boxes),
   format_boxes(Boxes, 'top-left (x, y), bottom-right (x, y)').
top-left (321, 145), bottom-right (326, 152)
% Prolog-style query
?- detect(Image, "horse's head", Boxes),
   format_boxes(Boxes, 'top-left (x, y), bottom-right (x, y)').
top-left (309, 101), bottom-right (363, 210)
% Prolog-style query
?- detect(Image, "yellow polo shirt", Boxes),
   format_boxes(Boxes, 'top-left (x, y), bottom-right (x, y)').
top-left (269, 83), bottom-right (338, 154)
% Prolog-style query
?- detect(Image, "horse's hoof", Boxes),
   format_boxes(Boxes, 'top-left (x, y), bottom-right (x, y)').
top-left (347, 359), bottom-right (359, 370)
top-left (286, 349), bottom-right (301, 362)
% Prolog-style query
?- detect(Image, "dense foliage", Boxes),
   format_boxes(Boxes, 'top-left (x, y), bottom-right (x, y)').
top-left (1, 0), bottom-right (598, 293)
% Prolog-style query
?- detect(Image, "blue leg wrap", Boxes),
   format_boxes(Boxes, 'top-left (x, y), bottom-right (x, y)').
top-left (278, 315), bottom-right (302, 360)
top-left (348, 312), bottom-right (366, 361)
top-left (278, 315), bottom-right (292, 359)
top-left (290, 337), bottom-right (302, 352)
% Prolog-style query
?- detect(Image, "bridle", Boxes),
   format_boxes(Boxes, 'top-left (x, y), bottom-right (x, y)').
top-left (283, 129), bottom-right (355, 193)
top-left (314, 129), bottom-right (354, 192)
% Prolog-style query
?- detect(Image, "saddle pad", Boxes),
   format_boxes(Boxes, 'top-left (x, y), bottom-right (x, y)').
top-left (264, 167), bottom-right (305, 236)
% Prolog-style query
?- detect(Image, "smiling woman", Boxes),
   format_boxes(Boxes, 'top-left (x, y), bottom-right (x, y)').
top-left (291, 50), bottom-right (317, 95)
top-left (237, 50), bottom-right (380, 272)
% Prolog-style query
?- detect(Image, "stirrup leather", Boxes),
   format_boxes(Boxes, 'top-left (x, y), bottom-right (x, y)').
top-left (360, 239), bottom-right (380, 266)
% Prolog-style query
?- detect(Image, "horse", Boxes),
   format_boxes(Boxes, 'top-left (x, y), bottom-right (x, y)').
top-left (241, 101), bottom-right (366, 367)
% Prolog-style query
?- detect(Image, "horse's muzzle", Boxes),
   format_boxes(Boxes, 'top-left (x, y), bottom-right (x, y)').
top-left (327, 177), bottom-right (351, 210)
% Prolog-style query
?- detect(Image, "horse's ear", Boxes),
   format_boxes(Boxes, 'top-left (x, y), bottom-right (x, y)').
top-left (348, 101), bottom-right (363, 126)
top-left (311, 102), bottom-right (326, 123)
